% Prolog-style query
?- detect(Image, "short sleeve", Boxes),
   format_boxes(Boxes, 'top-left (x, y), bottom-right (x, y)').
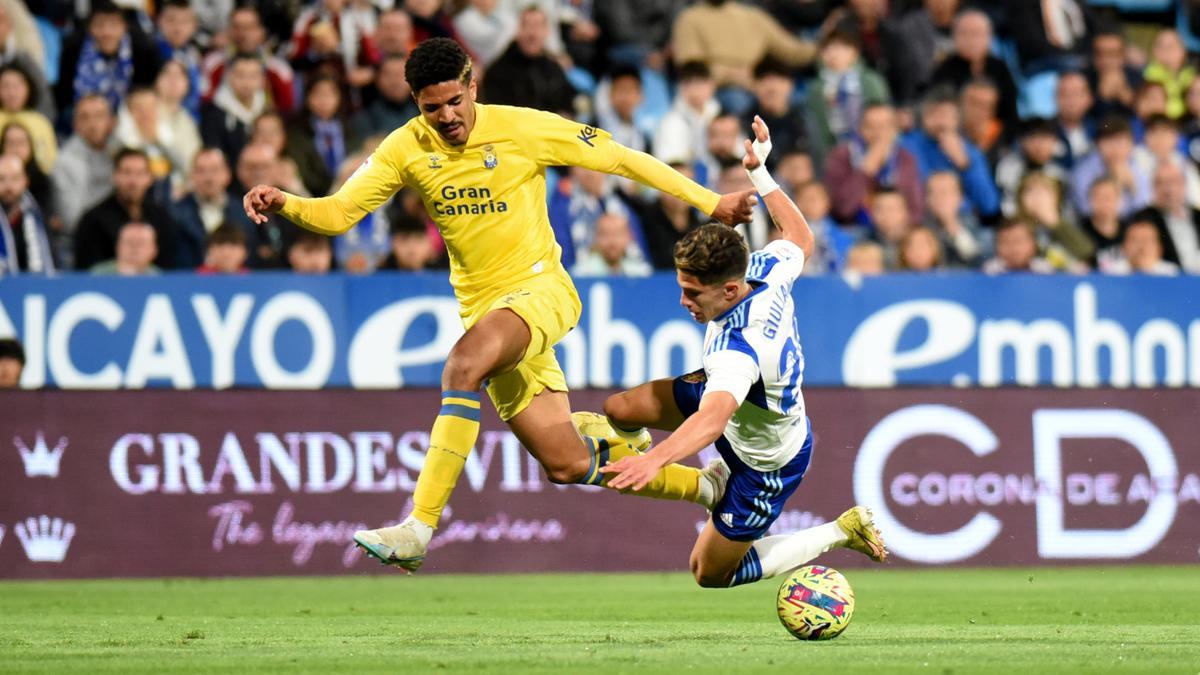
top-left (747, 239), bottom-right (806, 284)
top-left (703, 327), bottom-right (761, 405)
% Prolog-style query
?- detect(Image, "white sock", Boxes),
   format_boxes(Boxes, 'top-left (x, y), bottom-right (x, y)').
top-left (730, 521), bottom-right (848, 586)
top-left (697, 475), bottom-right (715, 510)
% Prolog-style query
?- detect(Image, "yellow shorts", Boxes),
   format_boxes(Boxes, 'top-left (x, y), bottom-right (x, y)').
top-left (461, 264), bottom-right (582, 421)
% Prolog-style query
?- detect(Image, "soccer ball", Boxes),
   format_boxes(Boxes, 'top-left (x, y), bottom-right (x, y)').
top-left (776, 565), bottom-right (855, 640)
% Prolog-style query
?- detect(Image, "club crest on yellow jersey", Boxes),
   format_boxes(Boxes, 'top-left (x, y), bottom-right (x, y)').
top-left (483, 145), bottom-right (498, 169)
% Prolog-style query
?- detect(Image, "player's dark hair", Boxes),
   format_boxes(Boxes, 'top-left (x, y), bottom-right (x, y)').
top-left (673, 224), bottom-right (749, 285)
top-left (405, 38), bottom-right (472, 95)
top-left (677, 60), bottom-right (712, 82)
top-left (207, 223), bottom-right (247, 248)
top-left (0, 337), bottom-right (24, 365)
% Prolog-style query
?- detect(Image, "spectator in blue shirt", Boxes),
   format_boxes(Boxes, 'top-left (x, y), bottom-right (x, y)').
top-left (900, 86), bottom-right (999, 221)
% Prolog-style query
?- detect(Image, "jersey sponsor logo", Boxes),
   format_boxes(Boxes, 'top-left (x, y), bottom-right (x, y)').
top-left (482, 145), bottom-right (498, 169)
top-left (431, 184), bottom-right (509, 217)
top-left (577, 126), bottom-right (599, 147)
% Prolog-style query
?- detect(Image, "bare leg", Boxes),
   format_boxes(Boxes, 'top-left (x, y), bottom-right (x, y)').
top-left (603, 378), bottom-right (686, 432)
top-left (689, 519), bottom-right (754, 588)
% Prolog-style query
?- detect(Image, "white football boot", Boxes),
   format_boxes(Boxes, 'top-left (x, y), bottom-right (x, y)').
top-left (353, 516), bottom-right (434, 572)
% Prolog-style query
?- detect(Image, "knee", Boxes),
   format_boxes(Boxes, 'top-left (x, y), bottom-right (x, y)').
top-left (690, 557), bottom-right (732, 589)
top-left (603, 393), bottom-right (632, 427)
top-left (441, 347), bottom-right (488, 391)
top-left (543, 456), bottom-right (592, 485)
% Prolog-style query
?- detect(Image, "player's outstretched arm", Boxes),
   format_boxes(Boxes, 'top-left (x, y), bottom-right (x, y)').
top-left (743, 115), bottom-right (815, 258)
top-left (614, 147), bottom-right (756, 226)
top-left (600, 392), bottom-right (738, 491)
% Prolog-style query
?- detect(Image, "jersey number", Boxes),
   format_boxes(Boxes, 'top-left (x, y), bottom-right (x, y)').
top-left (780, 337), bottom-right (802, 414)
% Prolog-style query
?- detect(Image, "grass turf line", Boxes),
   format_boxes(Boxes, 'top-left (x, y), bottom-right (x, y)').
top-left (1, 566), bottom-right (1198, 674)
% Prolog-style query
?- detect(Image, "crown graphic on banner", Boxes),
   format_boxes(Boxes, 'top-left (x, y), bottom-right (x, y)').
top-left (14, 432), bottom-right (67, 478)
top-left (15, 516), bottom-right (76, 563)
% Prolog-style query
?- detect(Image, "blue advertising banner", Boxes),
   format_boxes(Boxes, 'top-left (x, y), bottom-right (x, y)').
top-left (1, 272), bottom-right (1198, 389)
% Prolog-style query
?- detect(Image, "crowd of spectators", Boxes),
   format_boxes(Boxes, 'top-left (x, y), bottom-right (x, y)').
top-left (0, 0), bottom-right (1197, 280)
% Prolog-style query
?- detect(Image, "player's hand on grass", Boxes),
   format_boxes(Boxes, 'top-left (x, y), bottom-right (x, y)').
top-left (711, 189), bottom-right (757, 226)
top-left (243, 185), bottom-right (286, 225)
top-left (599, 452), bottom-right (666, 492)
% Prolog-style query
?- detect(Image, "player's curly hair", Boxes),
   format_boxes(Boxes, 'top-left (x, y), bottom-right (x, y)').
top-left (405, 38), bottom-right (473, 94)
top-left (673, 224), bottom-right (749, 285)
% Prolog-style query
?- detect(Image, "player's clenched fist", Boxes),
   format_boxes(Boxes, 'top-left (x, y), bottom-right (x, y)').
top-left (243, 185), bottom-right (286, 224)
top-left (710, 188), bottom-right (757, 226)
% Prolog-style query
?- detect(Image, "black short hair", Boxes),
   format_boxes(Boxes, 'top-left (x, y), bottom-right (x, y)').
top-left (114, 147), bottom-right (150, 168)
top-left (1020, 117), bottom-right (1058, 138)
top-left (753, 57), bottom-right (792, 81)
top-left (208, 223), bottom-right (247, 248)
top-left (159, 0), bottom-right (192, 13)
top-left (405, 38), bottom-right (472, 94)
top-left (821, 28), bottom-right (859, 50)
top-left (677, 60), bottom-right (711, 82)
top-left (1145, 113), bottom-right (1177, 133)
top-left (229, 51), bottom-right (263, 69)
top-left (609, 64), bottom-right (642, 87)
top-left (390, 213), bottom-right (427, 237)
top-left (0, 64), bottom-right (37, 110)
top-left (89, 0), bottom-right (124, 20)
top-left (291, 230), bottom-right (332, 250)
top-left (0, 337), bottom-right (24, 365)
top-left (1095, 114), bottom-right (1133, 140)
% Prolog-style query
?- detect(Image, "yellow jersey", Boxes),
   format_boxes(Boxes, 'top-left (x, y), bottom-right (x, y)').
top-left (279, 103), bottom-right (720, 310)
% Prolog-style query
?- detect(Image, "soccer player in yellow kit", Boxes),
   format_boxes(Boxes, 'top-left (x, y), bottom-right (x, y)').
top-left (244, 38), bottom-right (756, 571)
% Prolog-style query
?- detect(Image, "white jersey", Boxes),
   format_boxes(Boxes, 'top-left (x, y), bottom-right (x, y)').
top-left (701, 239), bottom-right (808, 471)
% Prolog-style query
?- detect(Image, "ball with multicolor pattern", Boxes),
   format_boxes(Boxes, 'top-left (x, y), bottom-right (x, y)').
top-left (776, 565), bottom-right (856, 640)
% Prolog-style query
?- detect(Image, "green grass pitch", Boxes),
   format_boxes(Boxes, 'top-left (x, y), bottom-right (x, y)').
top-left (2, 566), bottom-right (1198, 674)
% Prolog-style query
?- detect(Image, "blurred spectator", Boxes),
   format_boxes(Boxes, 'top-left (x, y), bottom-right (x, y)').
top-left (697, 112), bottom-right (743, 189)
top-left (548, 165), bottom-right (643, 269)
top-left (1143, 29), bottom-right (1193, 120)
top-left (200, 6), bottom-right (297, 114)
top-left (593, 0), bottom-right (682, 69)
top-left (745, 59), bottom-right (807, 169)
top-left (572, 212), bottom-right (653, 277)
top-left (824, 0), bottom-right (893, 74)
top-left (350, 54), bottom-right (417, 139)
top-left (670, 0), bottom-right (815, 113)
top-left (597, 65), bottom-right (648, 154)
top-left (154, 59), bottom-right (203, 180)
top-left (154, 0), bottom-right (202, 119)
top-left (74, 148), bottom-right (178, 270)
top-left (375, 8), bottom-right (414, 57)
top-left (0, 154), bottom-right (53, 276)
top-left (996, 118), bottom-right (1067, 217)
top-left (90, 220), bottom-right (161, 275)
top-left (288, 0), bottom-right (380, 87)
top-left (900, 86), bottom-right (999, 220)
top-left (197, 222), bottom-right (249, 274)
top-left (1080, 176), bottom-right (1125, 272)
top-left (201, 53), bottom-right (269, 169)
top-left (454, 0), bottom-right (516, 67)
top-left (172, 147), bottom-right (248, 269)
top-left (0, 336), bottom-right (23, 388)
top-left (1147, 162), bottom-right (1200, 274)
top-left (1016, 171), bottom-right (1093, 269)
top-left (866, 188), bottom-right (911, 267)
top-left (982, 218), bottom-right (1054, 274)
top-left (887, 0), bottom-right (958, 106)
top-left (0, 122), bottom-right (54, 224)
top-left (653, 61), bottom-right (718, 166)
top-left (287, 230), bottom-right (333, 273)
top-left (1134, 81), bottom-right (1170, 134)
top-left (717, 162), bottom-right (769, 249)
top-left (236, 142), bottom-right (296, 268)
top-left (1108, 216), bottom-right (1180, 276)
top-left (1142, 115), bottom-right (1200, 207)
top-left (115, 87), bottom-right (189, 202)
top-left (405, 0), bottom-right (468, 49)
top-left (52, 94), bottom-right (116, 236)
top-left (959, 77), bottom-right (1004, 167)
top-left (897, 225), bottom-right (943, 272)
top-left (0, 1), bottom-right (44, 76)
top-left (805, 30), bottom-right (888, 165)
top-left (378, 212), bottom-right (440, 271)
top-left (1007, 0), bottom-right (1091, 75)
top-left (1183, 79), bottom-right (1200, 166)
top-left (56, 0), bottom-right (162, 113)
top-left (1053, 72), bottom-right (1094, 169)
top-left (775, 150), bottom-right (815, 196)
top-left (0, 65), bottom-right (55, 174)
top-left (483, 6), bottom-right (574, 115)
top-left (248, 112), bottom-right (310, 198)
top-left (1085, 27), bottom-right (1140, 121)
top-left (924, 170), bottom-right (984, 268)
top-left (1070, 115), bottom-right (1149, 219)
top-left (796, 180), bottom-right (854, 275)
top-left (843, 239), bottom-right (885, 276)
top-left (930, 10), bottom-right (1018, 128)
top-left (824, 103), bottom-right (922, 225)
top-left (287, 74), bottom-right (359, 198)
top-left (191, 0), bottom-right (234, 45)
top-left (639, 161), bottom-right (703, 270)
top-left (497, 0), bottom-right (567, 58)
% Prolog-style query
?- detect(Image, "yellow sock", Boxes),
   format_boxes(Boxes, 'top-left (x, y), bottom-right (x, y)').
top-left (580, 437), bottom-right (701, 503)
top-left (411, 390), bottom-right (481, 527)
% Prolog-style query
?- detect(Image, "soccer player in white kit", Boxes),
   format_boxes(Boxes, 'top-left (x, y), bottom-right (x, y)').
top-left (593, 116), bottom-right (888, 587)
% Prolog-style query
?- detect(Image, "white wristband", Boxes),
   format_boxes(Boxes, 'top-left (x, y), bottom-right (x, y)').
top-left (747, 164), bottom-right (779, 196)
